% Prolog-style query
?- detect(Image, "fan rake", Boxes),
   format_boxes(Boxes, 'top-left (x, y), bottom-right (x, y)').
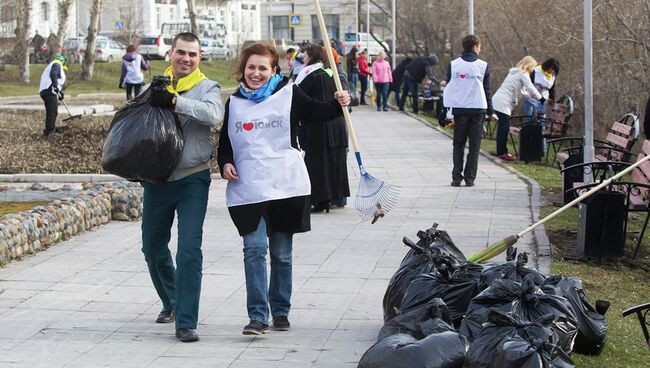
top-left (313, 0), bottom-right (400, 223)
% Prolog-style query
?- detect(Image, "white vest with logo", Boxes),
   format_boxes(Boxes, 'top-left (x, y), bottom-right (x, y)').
top-left (39, 61), bottom-right (66, 94)
top-left (533, 66), bottom-right (555, 99)
top-left (443, 57), bottom-right (488, 109)
top-left (226, 85), bottom-right (311, 207)
top-left (124, 54), bottom-right (144, 84)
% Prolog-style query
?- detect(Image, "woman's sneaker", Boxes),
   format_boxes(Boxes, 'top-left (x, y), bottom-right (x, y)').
top-left (243, 320), bottom-right (269, 335)
top-left (272, 316), bottom-right (291, 331)
top-left (498, 153), bottom-right (517, 161)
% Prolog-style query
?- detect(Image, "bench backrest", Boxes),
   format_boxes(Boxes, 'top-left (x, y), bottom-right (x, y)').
top-left (542, 99), bottom-right (572, 139)
top-left (632, 140), bottom-right (650, 185)
top-left (596, 121), bottom-right (637, 162)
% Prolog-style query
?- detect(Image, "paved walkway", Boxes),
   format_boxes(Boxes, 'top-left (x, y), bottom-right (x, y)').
top-left (0, 105), bottom-right (543, 367)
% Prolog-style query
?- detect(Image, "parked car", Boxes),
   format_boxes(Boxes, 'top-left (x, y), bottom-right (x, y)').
top-left (200, 39), bottom-right (230, 60)
top-left (62, 37), bottom-right (86, 64)
top-left (78, 36), bottom-right (125, 62)
top-left (342, 32), bottom-right (389, 56)
top-left (137, 35), bottom-right (173, 60)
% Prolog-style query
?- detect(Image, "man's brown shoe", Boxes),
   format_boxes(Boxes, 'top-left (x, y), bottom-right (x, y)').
top-left (156, 309), bottom-right (175, 323)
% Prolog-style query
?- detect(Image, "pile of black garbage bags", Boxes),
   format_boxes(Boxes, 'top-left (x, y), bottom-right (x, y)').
top-left (358, 223), bottom-right (610, 368)
top-left (102, 75), bottom-right (184, 183)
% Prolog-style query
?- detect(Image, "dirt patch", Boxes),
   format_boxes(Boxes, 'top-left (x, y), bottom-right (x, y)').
top-left (0, 110), bottom-right (220, 174)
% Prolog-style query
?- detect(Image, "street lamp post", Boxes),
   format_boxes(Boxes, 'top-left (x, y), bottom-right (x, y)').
top-left (391, 0), bottom-right (395, 67)
top-left (583, 0), bottom-right (594, 181)
top-left (468, 0), bottom-right (474, 34)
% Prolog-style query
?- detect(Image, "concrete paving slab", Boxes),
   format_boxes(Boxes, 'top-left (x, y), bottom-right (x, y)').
top-left (0, 104), bottom-right (545, 366)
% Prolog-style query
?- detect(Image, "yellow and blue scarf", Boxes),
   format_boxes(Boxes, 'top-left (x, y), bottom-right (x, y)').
top-left (163, 66), bottom-right (207, 95)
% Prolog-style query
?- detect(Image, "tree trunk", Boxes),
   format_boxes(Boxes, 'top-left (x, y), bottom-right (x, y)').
top-left (55, 0), bottom-right (75, 55)
top-left (81, 0), bottom-right (101, 81)
top-left (15, 0), bottom-right (31, 83)
top-left (186, 0), bottom-right (199, 36)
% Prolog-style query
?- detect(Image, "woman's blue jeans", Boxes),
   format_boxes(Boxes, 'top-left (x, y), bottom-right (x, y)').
top-left (242, 217), bottom-right (293, 324)
top-left (496, 111), bottom-right (511, 156)
top-left (375, 82), bottom-right (390, 109)
top-left (349, 72), bottom-right (359, 93)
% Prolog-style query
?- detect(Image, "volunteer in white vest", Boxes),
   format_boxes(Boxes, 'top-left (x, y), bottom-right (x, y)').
top-left (119, 44), bottom-right (150, 100)
top-left (38, 54), bottom-right (67, 137)
top-left (492, 56), bottom-right (544, 161)
top-left (523, 58), bottom-right (560, 154)
top-left (524, 58), bottom-right (560, 117)
top-left (443, 34), bottom-right (497, 187)
top-left (217, 42), bottom-right (350, 336)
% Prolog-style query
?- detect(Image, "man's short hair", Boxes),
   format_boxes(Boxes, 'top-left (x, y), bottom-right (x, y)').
top-left (172, 32), bottom-right (200, 50)
top-left (462, 34), bottom-right (481, 52)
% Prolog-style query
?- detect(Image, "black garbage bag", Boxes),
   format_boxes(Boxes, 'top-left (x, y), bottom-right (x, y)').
top-left (358, 332), bottom-right (468, 368)
top-left (493, 336), bottom-right (575, 368)
top-left (377, 298), bottom-right (454, 341)
top-left (459, 274), bottom-right (578, 353)
top-left (102, 75), bottom-right (183, 183)
top-left (400, 260), bottom-right (482, 326)
top-left (479, 248), bottom-right (547, 290)
top-left (542, 275), bottom-right (608, 355)
top-left (383, 223), bottom-right (467, 322)
top-left (465, 310), bottom-right (568, 368)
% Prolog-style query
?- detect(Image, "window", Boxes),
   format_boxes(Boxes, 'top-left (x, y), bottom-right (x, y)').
top-left (41, 2), bottom-right (49, 22)
top-left (311, 14), bottom-right (339, 42)
top-left (271, 16), bottom-right (293, 41)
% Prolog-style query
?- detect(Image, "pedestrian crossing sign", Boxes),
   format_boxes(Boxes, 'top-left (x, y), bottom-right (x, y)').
top-left (289, 14), bottom-right (302, 28)
top-left (115, 21), bottom-right (125, 31)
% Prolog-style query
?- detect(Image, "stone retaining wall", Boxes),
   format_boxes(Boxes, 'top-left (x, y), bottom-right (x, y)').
top-left (0, 182), bottom-right (143, 265)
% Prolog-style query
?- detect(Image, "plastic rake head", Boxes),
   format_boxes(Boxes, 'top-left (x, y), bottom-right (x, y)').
top-left (354, 172), bottom-right (400, 223)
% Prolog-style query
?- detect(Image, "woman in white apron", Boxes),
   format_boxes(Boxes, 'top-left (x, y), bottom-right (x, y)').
top-left (217, 42), bottom-right (350, 336)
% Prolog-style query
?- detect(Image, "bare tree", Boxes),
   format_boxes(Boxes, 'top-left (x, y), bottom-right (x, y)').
top-left (81, 0), bottom-right (102, 81)
top-left (54, 0), bottom-right (75, 54)
top-left (186, 0), bottom-right (199, 36)
top-left (14, 0), bottom-right (31, 83)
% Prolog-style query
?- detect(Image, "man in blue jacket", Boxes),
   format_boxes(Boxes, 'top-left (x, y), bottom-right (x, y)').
top-left (443, 35), bottom-right (497, 187)
top-left (141, 32), bottom-right (224, 343)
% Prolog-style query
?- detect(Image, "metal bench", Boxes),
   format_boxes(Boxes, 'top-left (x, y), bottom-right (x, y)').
top-left (568, 139), bottom-right (650, 258)
top-left (507, 95), bottom-right (574, 162)
top-left (622, 302), bottom-right (650, 349)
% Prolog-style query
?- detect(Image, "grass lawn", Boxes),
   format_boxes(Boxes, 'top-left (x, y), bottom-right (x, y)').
top-left (418, 111), bottom-right (650, 366)
top-left (0, 201), bottom-right (49, 216)
top-left (0, 60), bottom-right (239, 97)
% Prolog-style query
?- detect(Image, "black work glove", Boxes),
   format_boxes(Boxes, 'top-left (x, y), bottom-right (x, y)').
top-left (57, 91), bottom-right (64, 101)
top-left (149, 89), bottom-right (175, 107)
top-left (539, 97), bottom-right (546, 105)
top-left (119, 82), bottom-right (124, 89)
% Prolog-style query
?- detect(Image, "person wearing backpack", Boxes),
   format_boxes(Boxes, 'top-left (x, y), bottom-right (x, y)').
top-left (119, 45), bottom-right (150, 100)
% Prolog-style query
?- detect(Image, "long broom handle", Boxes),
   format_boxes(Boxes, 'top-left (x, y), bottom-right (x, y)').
top-left (516, 154), bottom-right (650, 239)
top-left (313, 0), bottom-right (362, 162)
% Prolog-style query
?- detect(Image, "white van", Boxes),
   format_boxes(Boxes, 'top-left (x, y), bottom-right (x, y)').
top-left (342, 33), bottom-right (389, 56)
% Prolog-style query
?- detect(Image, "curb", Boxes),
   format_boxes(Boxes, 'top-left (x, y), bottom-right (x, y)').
top-left (0, 173), bottom-right (225, 183)
top-left (404, 110), bottom-right (552, 274)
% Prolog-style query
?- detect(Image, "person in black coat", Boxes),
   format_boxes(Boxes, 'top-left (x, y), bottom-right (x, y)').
top-left (297, 44), bottom-right (351, 212)
top-left (217, 42), bottom-right (350, 336)
top-left (398, 54), bottom-right (440, 113)
top-left (389, 57), bottom-right (412, 106)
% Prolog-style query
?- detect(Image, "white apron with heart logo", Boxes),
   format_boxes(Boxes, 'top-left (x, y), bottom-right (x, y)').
top-left (226, 85), bottom-right (311, 207)
top-left (443, 57), bottom-right (488, 110)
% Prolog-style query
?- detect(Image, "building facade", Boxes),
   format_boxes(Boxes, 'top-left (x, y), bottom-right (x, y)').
top-left (260, 0), bottom-right (357, 44)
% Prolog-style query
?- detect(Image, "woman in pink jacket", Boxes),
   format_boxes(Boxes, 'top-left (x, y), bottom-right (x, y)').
top-left (372, 51), bottom-right (393, 111)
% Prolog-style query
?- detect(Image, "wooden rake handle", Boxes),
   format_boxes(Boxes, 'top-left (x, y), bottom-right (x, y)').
top-left (313, 0), bottom-right (361, 156)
